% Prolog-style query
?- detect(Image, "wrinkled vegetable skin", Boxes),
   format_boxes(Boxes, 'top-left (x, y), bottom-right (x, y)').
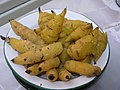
top-left (91, 28), bottom-right (108, 63)
top-left (41, 42), bottom-right (63, 60)
top-left (10, 20), bottom-right (46, 46)
top-left (5, 37), bottom-right (42, 53)
top-left (38, 57), bottom-right (60, 72)
top-left (67, 35), bottom-right (97, 60)
top-left (64, 60), bottom-right (101, 76)
top-left (12, 50), bottom-right (43, 65)
top-left (12, 42), bottom-right (63, 64)
top-left (58, 68), bottom-right (71, 81)
top-left (25, 63), bottom-right (42, 75)
top-left (40, 8), bottom-right (66, 43)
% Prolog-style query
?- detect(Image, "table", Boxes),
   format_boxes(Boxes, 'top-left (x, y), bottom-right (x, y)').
top-left (0, 0), bottom-right (120, 90)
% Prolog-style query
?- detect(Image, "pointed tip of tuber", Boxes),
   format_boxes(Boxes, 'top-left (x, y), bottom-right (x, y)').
top-left (0, 35), bottom-right (10, 42)
top-left (94, 62), bottom-right (96, 64)
top-left (64, 7), bottom-right (67, 12)
top-left (0, 35), bottom-right (6, 40)
top-left (9, 19), bottom-right (14, 22)
top-left (11, 59), bottom-right (14, 63)
top-left (34, 29), bottom-right (36, 32)
top-left (65, 7), bottom-right (67, 10)
top-left (51, 10), bottom-right (56, 15)
top-left (25, 70), bottom-right (32, 74)
top-left (51, 10), bottom-right (54, 13)
top-left (38, 7), bottom-right (41, 12)
top-left (60, 8), bottom-right (67, 17)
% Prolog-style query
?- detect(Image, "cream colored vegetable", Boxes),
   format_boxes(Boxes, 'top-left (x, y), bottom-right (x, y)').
top-left (11, 49), bottom-right (43, 65)
top-left (91, 27), bottom-right (108, 63)
top-left (38, 57), bottom-right (60, 72)
top-left (58, 67), bottom-right (71, 81)
top-left (12, 42), bottom-right (63, 64)
top-left (0, 36), bottom-right (42, 53)
top-left (40, 8), bottom-right (66, 43)
top-left (65, 23), bottom-right (93, 42)
top-left (41, 42), bottom-right (63, 60)
top-left (10, 20), bottom-right (46, 46)
top-left (64, 60), bottom-right (101, 77)
top-left (25, 63), bottom-right (43, 76)
top-left (67, 34), bottom-right (98, 60)
top-left (59, 20), bottom-right (88, 38)
top-left (38, 8), bottom-right (56, 30)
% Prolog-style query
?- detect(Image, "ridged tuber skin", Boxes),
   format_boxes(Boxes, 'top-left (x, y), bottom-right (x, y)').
top-left (58, 36), bottom-right (74, 64)
top-left (67, 34), bottom-right (98, 60)
top-left (59, 20), bottom-right (88, 38)
top-left (38, 8), bottom-right (56, 30)
top-left (10, 20), bottom-right (46, 46)
top-left (41, 42), bottom-right (63, 60)
top-left (38, 57), bottom-right (60, 72)
top-left (40, 8), bottom-right (67, 43)
top-left (58, 21), bottom-right (93, 64)
top-left (91, 27), bottom-right (108, 63)
top-left (11, 49), bottom-right (43, 65)
top-left (59, 48), bottom-right (70, 63)
top-left (46, 68), bottom-right (58, 82)
top-left (65, 23), bottom-right (93, 42)
top-left (25, 63), bottom-right (43, 76)
top-left (34, 27), bottom-right (42, 36)
top-left (64, 60), bottom-right (101, 77)
top-left (0, 36), bottom-right (42, 53)
top-left (11, 42), bottom-right (63, 65)
top-left (58, 67), bottom-right (71, 81)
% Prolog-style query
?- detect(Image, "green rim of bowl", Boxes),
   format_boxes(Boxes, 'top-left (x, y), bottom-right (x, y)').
top-left (3, 9), bottom-right (111, 90)
top-left (12, 71), bottom-right (38, 90)
top-left (12, 69), bottom-right (102, 90)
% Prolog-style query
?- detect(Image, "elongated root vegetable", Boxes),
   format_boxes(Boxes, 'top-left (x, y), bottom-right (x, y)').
top-left (11, 42), bottom-right (63, 65)
top-left (38, 57), bottom-right (60, 72)
top-left (38, 8), bottom-right (56, 30)
top-left (65, 23), bottom-right (93, 42)
top-left (91, 27), bottom-right (108, 63)
top-left (25, 63), bottom-right (43, 75)
top-left (40, 8), bottom-right (66, 43)
top-left (41, 42), bottom-right (63, 60)
top-left (67, 34), bottom-right (98, 60)
top-left (11, 49), bottom-right (43, 65)
top-left (58, 68), bottom-right (71, 81)
top-left (10, 20), bottom-right (46, 45)
top-left (59, 20), bottom-right (88, 38)
top-left (0, 36), bottom-right (42, 53)
top-left (46, 68), bottom-right (58, 82)
top-left (64, 60), bottom-right (101, 77)
top-left (59, 48), bottom-right (70, 63)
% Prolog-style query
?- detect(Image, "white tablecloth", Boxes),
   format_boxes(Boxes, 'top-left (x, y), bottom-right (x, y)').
top-left (0, 0), bottom-right (120, 90)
